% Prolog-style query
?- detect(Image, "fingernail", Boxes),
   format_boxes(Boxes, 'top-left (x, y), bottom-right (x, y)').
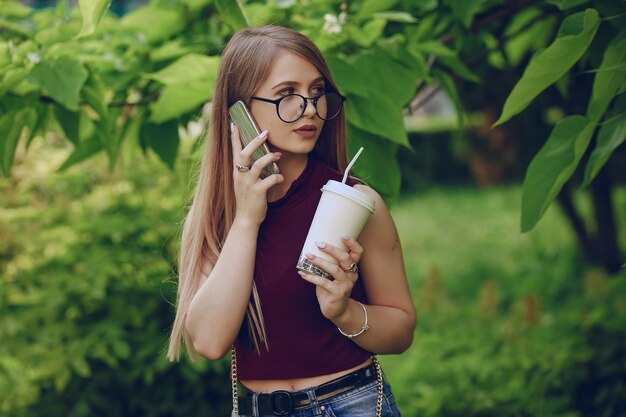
top-left (305, 253), bottom-right (315, 260)
top-left (342, 234), bottom-right (350, 240)
top-left (230, 122), bottom-right (235, 133)
top-left (274, 152), bottom-right (282, 158)
top-left (297, 271), bottom-right (306, 277)
top-left (316, 241), bottom-right (327, 249)
top-left (259, 130), bottom-right (268, 139)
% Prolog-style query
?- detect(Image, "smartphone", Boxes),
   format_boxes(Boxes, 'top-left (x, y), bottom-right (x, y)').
top-left (228, 100), bottom-right (280, 179)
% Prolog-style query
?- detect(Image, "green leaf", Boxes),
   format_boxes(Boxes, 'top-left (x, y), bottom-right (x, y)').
top-left (0, 68), bottom-right (30, 96)
top-left (583, 94), bottom-right (626, 186)
top-left (149, 39), bottom-right (205, 62)
top-left (394, 42), bottom-right (430, 81)
top-left (444, 0), bottom-right (489, 28)
top-left (120, 110), bottom-right (144, 168)
top-left (34, 25), bottom-right (78, 46)
top-left (149, 78), bottom-right (213, 123)
top-left (587, 31), bottom-right (626, 122)
top-left (0, 108), bottom-right (27, 175)
top-left (0, 0), bottom-right (32, 17)
top-left (112, 340), bottom-right (131, 359)
top-left (71, 356), bottom-right (91, 377)
top-left (356, 0), bottom-right (399, 20)
top-left (348, 19), bottom-right (387, 48)
top-left (81, 83), bottom-right (108, 121)
top-left (502, 8), bottom-right (557, 68)
top-left (433, 69), bottom-right (463, 129)
top-left (54, 105), bottom-right (80, 145)
top-left (30, 56), bottom-right (88, 111)
top-left (494, 9), bottom-right (600, 126)
top-left (214, 0), bottom-right (249, 30)
top-left (25, 102), bottom-right (45, 148)
top-left (521, 115), bottom-right (595, 231)
top-left (54, 368), bottom-right (72, 392)
top-left (353, 50), bottom-right (419, 106)
top-left (326, 56), bottom-right (370, 97)
top-left (411, 40), bottom-right (456, 57)
top-left (144, 54), bottom-right (220, 86)
top-left (121, 5), bottom-right (186, 42)
top-left (345, 92), bottom-right (409, 148)
top-left (372, 11), bottom-right (417, 23)
top-left (94, 118), bottom-right (116, 167)
top-left (545, 0), bottom-right (590, 10)
top-left (347, 123), bottom-right (401, 201)
top-left (0, 42), bottom-right (10, 68)
top-left (408, 13), bottom-right (433, 42)
top-left (57, 134), bottom-right (103, 171)
top-left (140, 121), bottom-right (179, 169)
top-left (0, 18), bottom-right (33, 38)
top-left (437, 54), bottom-right (480, 83)
top-left (182, 0), bottom-right (213, 13)
top-left (78, 0), bottom-right (111, 37)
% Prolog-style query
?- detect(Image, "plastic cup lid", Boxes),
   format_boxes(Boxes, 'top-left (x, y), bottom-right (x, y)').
top-left (321, 180), bottom-right (375, 213)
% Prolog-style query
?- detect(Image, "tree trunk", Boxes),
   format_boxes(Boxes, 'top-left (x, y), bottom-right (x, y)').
top-left (590, 168), bottom-right (624, 275)
top-left (556, 182), bottom-right (597, 262)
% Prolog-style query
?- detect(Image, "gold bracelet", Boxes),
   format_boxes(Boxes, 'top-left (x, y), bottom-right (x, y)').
top-left (337, 301), bottom-right (369, 339)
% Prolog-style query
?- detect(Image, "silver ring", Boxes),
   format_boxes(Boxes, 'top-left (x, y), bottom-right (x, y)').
top-left (235, 163), bottom-right (251, 172)
top-left (343, 263), bottom-right (358, 273)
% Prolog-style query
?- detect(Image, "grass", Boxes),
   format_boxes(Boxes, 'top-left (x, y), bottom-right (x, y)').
top-left (381, 185), bottom-right (626, 416)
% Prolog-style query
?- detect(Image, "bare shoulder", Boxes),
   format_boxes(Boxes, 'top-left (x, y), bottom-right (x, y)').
top-left (354, 183), bottom-right (381, 200)
top-left (353, 184), bottom-right (399, 248)
top-left (353, 184), bottom-right (393, 223)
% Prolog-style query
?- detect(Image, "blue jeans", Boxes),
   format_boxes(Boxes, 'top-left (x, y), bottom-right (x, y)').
top-left (233, 379), bottom-right (401, 417)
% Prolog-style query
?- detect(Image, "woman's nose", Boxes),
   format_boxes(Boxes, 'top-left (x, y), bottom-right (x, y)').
top-left (302, 97), bottom-right (318, 118)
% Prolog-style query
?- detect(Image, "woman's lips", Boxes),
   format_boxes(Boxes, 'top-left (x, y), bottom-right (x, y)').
top-left (294, 125), bottom-right (317, 138)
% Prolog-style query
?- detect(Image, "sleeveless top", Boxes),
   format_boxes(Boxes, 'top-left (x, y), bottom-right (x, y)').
top-left (234, 156), bottom-right (372, 380)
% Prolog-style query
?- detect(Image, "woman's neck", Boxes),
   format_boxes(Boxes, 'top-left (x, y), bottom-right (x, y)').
top-left (267, 153), bottom-right (309, 202)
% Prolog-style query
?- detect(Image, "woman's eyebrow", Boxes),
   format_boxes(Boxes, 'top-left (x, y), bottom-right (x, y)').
top-left (270, 77), bottom-right (325, 90)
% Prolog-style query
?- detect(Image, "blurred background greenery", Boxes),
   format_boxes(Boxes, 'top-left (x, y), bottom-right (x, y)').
top-left (1, 0), bottom-right (625, 416)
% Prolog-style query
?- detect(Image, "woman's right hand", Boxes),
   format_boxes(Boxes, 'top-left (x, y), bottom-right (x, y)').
top-left (230, 124), bottom-right (284, 226)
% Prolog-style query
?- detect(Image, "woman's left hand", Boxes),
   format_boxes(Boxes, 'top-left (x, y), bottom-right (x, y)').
top-left (297, 235), bottom-right (363, 321)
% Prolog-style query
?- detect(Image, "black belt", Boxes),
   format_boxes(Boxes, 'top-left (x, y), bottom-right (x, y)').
top-left (238, 363), bottom-right (377, 416)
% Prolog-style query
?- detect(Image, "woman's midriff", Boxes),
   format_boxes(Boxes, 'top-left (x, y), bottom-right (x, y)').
top-left (240, 357), bottom-right (373, 392)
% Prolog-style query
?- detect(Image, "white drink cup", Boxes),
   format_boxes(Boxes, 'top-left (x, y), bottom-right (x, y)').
top-left (296, 180), bottom-right (375, 278)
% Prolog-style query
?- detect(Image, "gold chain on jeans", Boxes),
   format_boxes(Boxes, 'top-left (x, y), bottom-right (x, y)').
top-left (373, 356), bottom-right (383, 417)
top-left (230, 347), bottom-right (383, 417)
top-left (231, 346), bottom-right (239, 417)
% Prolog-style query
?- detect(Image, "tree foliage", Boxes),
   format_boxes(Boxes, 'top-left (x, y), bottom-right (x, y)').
top-left (1, 0), bottom-right (625, 227)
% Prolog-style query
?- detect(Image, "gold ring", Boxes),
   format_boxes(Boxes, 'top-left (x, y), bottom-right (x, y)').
top-left (343, 263), bottom-right (358, 273)
top-left (235, 163), bottom-right (251, 172)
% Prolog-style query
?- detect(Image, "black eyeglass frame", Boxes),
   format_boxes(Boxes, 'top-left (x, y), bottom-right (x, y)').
top-left (250, 92), bottom-right (346, 123)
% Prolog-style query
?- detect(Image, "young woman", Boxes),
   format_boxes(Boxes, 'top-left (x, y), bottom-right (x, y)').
top-left (167, 25), bottom-right (416, 417)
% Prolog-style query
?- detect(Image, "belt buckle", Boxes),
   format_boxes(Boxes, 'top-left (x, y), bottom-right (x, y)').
top-left (270, 390), bottom-right (293, 416)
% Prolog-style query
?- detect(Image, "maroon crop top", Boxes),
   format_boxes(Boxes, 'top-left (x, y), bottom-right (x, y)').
top-left (234, 156), bottom-right (372, 380)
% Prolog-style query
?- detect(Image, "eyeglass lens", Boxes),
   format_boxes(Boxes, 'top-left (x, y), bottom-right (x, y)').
top-left (279, 93), bottom-right (342, 122)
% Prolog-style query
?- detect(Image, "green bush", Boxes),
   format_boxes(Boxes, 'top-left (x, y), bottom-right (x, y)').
top-left (0, 144), bottom-right (232, 417)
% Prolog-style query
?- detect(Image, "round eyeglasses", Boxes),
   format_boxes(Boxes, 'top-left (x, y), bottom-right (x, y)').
top-left (250, 92), bottom-right (346, 123)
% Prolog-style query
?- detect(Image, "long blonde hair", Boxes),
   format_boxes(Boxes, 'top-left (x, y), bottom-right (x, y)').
top-left (167, 26), bottom-right (348, 361)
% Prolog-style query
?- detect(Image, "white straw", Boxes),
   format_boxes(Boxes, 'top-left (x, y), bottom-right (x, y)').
top-left (342, 147), bottom-right (364, 184)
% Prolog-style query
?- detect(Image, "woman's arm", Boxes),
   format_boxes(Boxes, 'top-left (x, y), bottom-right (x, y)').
top-left (185, 218), bottom-right (260, 360)
top-left (185, 127), bottom-right (284, 360)
top-left (299, 185), bottom-right (416, 354)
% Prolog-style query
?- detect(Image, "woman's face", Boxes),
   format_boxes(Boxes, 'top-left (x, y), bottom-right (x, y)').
top-left (249, 51), bottom-right (326, 156)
